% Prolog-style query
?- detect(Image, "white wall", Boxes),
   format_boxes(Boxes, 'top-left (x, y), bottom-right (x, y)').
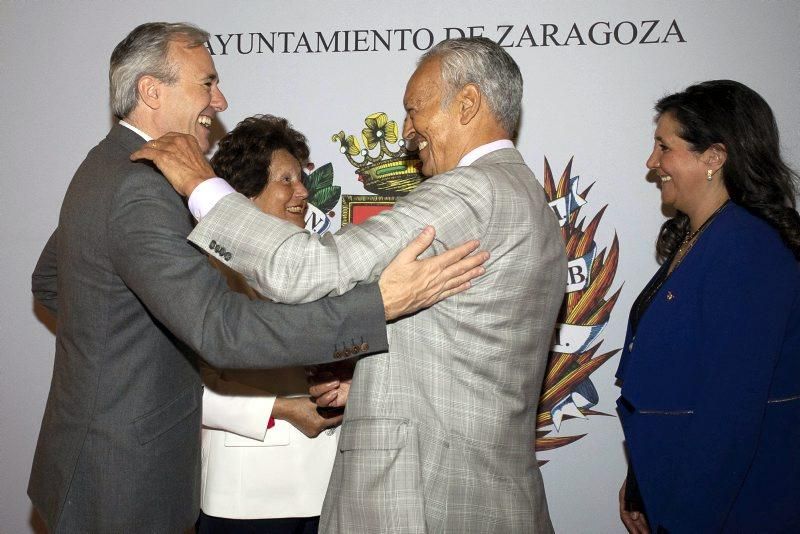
top-left (2, 2), bottom-right (798, 532)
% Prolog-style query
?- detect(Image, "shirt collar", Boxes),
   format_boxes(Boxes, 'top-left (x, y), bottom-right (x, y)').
top-left (457, 139), bottom-right (514, 167)
top-left (119, 120), bottom-right (153, 142)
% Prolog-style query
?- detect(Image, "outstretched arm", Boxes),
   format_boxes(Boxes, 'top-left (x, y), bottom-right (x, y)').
top-left (186, 180), bottom-right (490, 306)
top-left (132, 133), bottom-right (490, 315)
top-left (107, 165), bottom-right (388, 369)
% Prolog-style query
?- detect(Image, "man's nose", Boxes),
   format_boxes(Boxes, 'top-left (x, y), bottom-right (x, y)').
top-left (402, 116), bottom-right (419, 151)
top-left (402, 116), bottom-right (415, 140)
top-left (212, 85), bottom-right (228, 112)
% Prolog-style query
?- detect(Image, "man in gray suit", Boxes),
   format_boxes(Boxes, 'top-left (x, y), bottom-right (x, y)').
top-left (145, 37), bottom-right (565, 533)
top-left (29, 23), bottom-right (486, 533)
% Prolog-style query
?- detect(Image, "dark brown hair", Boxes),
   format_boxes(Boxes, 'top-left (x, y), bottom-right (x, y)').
top-left (211, 114), bottom-right (309, 198)
top-left (654, 80), bottom-right (800, 261)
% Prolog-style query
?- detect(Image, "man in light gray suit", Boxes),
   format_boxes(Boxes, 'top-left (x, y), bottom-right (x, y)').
top-left (29, 23), bottom-right (486, 533)
top-left (146, 37), bottom-right (565, 533)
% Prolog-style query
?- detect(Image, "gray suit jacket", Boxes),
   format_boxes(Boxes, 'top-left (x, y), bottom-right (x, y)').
top-left (29, 124), bottom-right (388, 533)
top-left (189, 148), bottom-right (566, 533)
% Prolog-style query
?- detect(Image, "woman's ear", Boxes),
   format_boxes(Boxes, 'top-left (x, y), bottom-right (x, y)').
top-left (702, 143), bottom-right (727, 172)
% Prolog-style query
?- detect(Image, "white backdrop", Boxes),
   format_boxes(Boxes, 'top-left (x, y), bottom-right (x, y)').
top-left (2, 2), bottom-right (798, 532)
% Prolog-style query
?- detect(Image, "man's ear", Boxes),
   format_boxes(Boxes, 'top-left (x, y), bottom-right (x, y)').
top-left (702, 143), bottom-right (727, 172)
top-left (457, 83), bottom-right (481, 125)
top-left (137, 75), bottom-right (162, 110)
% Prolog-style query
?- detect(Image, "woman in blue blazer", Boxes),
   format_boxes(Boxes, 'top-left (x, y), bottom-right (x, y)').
top-left (617, 80), bottom-right (800, 533)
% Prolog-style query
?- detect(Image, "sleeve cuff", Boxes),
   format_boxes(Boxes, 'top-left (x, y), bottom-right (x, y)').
top-left (188, 177), bottom-right (235, 220)
top-left (202, 383), bottom-right (276, 441)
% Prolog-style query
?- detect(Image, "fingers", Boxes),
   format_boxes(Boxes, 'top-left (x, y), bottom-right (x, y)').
top-left (379, 232), bottom-right (486, 320)
top-left (433, 239), bottom-right (481, 268)
top-left (636, 516), bottom-right (650, 534)
top-left (309, 380), bottom-right (339, 398)
top-left (129, 145), bottom-right (157, 162)
top-left (312, 388), bottom-right (340, 408)
top-left (620, 511), bottom-right (648, 534)
top-left (439, 254), bottom-right (488, 287)
top-left (423, 246), bottom-right (488, 304)
top-left (619, 480), bottom-right (633, 532)
top-left (332, 380), bottom-right (350, 408)
top-left (317, 390), bottom-right (339, 408)
top-left (620, 514), bottom-right (636, 534)
top-left (435, 281), bottom-right (472, 302)
top-left (618, 479), bottom-right (649, 534)
top-left (421, 241), bottom-right (486, 290)
top-left (128, 133), bottom-right (215, 196)
top-left (395, 226), bottom-right (436, 262)
top-left (130, 133), bottom-right (187, 160)
top-left (624, 515), bottom-right (649, 534)
top-left (446, 264), bottom-right (487, 289)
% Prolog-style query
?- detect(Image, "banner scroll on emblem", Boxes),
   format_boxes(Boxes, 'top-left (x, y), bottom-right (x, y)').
top-left (536, 157), bottom-right (622, 461)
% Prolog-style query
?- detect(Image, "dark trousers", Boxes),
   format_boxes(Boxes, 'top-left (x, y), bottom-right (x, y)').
top-left (196, 510), bottom-right (319, 534)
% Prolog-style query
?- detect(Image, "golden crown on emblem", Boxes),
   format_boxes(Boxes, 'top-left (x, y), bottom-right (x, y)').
top-left (332, 112), bottom-right (423, 196)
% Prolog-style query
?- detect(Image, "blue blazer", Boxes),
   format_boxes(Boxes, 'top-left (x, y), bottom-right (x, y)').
top-left (617, 203), bottom-right (800, 533)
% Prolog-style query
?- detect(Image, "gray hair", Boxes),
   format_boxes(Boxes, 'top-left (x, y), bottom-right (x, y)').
top-left (420, 37), bottom-right (523, 135)
top-left (109, 22), bottom-right (209, 119)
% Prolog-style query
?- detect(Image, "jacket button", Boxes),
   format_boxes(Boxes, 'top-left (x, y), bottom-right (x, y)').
top-left (360, 342), bottom-right (369, 352)
top-left (628, 342), bottom-right (634, 352)
top-left (209, 240), bottom-right (216, 250)
top-left (351, 345), bottom-right (360, 355)
top-left (224, 252), bottom-right (232, 261)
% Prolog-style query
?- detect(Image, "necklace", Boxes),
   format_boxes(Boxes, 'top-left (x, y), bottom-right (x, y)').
top-left (668, 200), bottom-right (730, 274)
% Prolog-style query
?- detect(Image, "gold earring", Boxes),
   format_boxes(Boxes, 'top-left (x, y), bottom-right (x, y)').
top-left (706, 169), bottom-right (713, 181)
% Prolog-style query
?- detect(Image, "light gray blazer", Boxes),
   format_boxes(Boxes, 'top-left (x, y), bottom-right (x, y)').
top-left (29, 124), bottom-right (388, 533)
top-left (189, 148), bottom-right (566, 533)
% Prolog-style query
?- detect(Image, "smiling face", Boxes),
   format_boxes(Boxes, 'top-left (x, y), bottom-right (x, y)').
top-left (402, 58), bottom-right (463, 177)
top-left (252, 149), bottom-right (308, 228)
top-left (646, 112), bottom-right (713, 213)
top-left (157, 39), bottom-right (227, 153)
